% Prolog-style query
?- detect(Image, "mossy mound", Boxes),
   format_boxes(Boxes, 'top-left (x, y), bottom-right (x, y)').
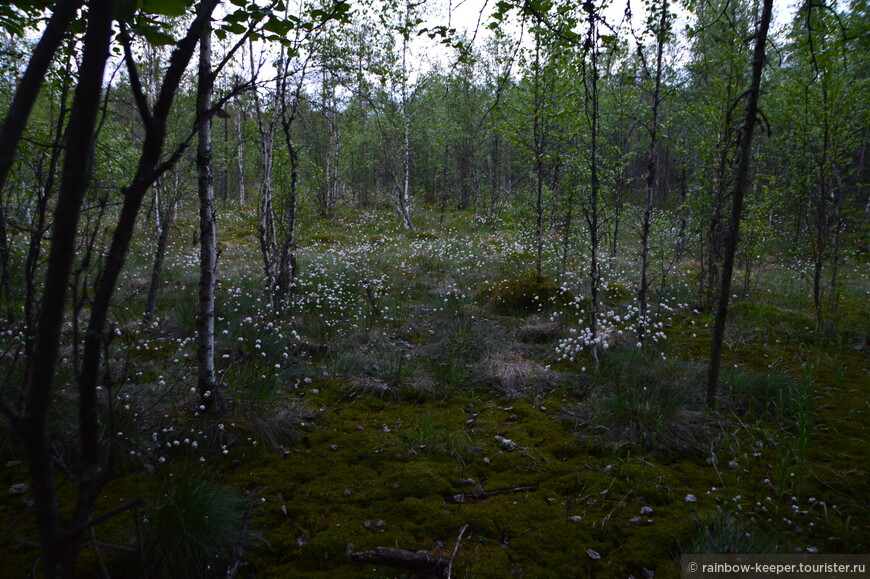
top-left (307, 232), bottom-right (351, 246)
top-left (602, 281), bottom-right (632, 302)
top-left (477, 275), bottom-right (571, 314)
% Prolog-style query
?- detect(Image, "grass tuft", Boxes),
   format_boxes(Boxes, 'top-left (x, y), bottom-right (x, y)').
top-left (684, 512), bottom-right (775, 555)
top-left (562, 348), bottom-right (713, 452)
top-left (480, 353), bottom-right (554, 399)
top-left (137, 478), bottom-right (246, 578)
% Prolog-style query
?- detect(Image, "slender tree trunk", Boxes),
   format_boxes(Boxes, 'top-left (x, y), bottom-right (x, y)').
top-left (582, 6), bottom-right (602, 360)
top-left (829, 173), bottom-right (843, 313)
top-left (706, 63), bottom-right (738, 310)
top-left (397, 17), bottom-right (415, 231)
top-left (23, 42), bottom-right (74, 366)
top-left (144, 200), bottom-right (173, 323)
top-left (611, 189), bottom-right (622, 259)
top-left (533, 34), bottom-right (545, 281)
top-left (277, 139), bottom-right (298, 300)
top-left (250, 43), bottom-right (278, 303)
top-left (276, 43), bottom-right (302, 302)
top-left (707, 0), bottom-right (773, 408)
top-left (675, 165), bottom-right (688, 259)
top-left (399, 100), bottom-right (414, 230)
top-left (811, 65), bottom-right (832, 324)
top-left (237, 107), bottom-right (246, 204)
top-left (639, 0), bottom-right (668, 344)
top-left (559, 144), bottom-right (576, 282)
top-left (196, 23), bottom-right (220, 409)
top-left (258, 131), bottom-right (277, 301)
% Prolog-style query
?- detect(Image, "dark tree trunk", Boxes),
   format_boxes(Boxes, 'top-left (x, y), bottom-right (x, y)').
top-left (582, 6), bottom-right (602, 361)
top-left (706, 0), bottom-right (773, 408)
top-left (277, 61), bottom-right (301, 302)
top-left (144, 180), bottom-right (174, 323)
top-left (15, 1), bottom-right (115, 575)
top-left (23, 42), bottom-right (75, 367)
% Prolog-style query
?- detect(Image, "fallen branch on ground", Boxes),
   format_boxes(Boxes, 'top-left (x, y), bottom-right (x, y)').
top-left (349, 546), bottom-right (449, 577)
top-left (445, 485), bottom-right (536, 504)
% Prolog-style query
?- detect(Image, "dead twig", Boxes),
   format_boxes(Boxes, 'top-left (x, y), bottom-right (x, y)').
top-left (350, 546), bottom-right (449, 576)
top-left (68, 496), bottom-right (147, 537)
top-left (446, 524), bottom-right (469, 579)
top-left (226, 486), bottom-right (260, 579)
top-left (89, 527), bottom-right (110, 579)
top-left (446, 485), bottom-right (536, 504)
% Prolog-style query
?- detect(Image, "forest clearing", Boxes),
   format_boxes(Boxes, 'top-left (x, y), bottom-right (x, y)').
top-left (0, 0), bottom-right (867, 577)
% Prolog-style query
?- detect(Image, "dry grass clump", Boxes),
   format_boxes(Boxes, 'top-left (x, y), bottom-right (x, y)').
top-left (346, 376), bottom-right (397, 399)
top-left (230, 397), bottom-right (315, 450)
top-left (481, 353), bottom-right (554, 399)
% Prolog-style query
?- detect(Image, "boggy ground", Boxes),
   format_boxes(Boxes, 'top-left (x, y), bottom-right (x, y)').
top-left (1, 206), bottom-right (867, 577)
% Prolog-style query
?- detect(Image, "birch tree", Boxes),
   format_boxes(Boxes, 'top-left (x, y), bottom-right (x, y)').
top-left (196, 19), bottom-right (220, 409)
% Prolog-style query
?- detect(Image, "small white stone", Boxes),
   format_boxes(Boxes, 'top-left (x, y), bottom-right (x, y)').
top-left (8, 483), bottom-right (28, 496)
top-left (494, 435), bottom-right (517, 452)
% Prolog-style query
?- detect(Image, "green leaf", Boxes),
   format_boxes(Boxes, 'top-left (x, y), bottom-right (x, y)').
top-left (223, 8), bottom-right (247, 25)
top-left (263, 16), bottom-right (292, 36)
top-left (222, 21), bottom-right (246, 35)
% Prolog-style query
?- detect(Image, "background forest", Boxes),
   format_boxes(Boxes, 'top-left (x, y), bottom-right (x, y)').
top-left (0, 0), bottom-right (867, 576)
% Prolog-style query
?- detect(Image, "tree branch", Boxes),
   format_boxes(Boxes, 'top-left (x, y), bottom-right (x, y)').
top-left (119, 23), bottom-right (154, 128)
